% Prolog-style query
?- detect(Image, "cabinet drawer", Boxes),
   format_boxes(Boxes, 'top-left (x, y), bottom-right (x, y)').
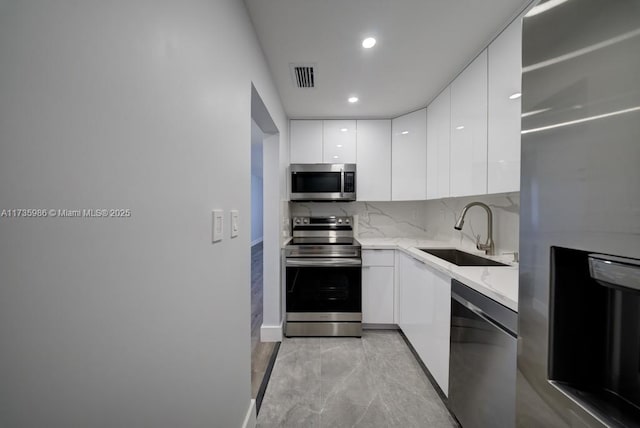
top-left (362, 249), bottom-right (395, 266)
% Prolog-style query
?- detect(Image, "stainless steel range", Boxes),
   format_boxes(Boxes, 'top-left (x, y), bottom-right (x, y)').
top-left (284, 216), bottom-right (362, 337)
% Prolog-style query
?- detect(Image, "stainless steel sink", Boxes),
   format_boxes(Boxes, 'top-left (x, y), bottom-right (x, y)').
top-left (418, 248), bottom-right (508, 267)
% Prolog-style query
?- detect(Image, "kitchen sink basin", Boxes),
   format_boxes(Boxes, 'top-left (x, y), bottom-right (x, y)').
top-left (418, 248), bottom-right (508, 267)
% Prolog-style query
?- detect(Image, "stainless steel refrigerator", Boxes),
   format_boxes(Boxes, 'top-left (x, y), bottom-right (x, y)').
top-left (518, 0), bottom-right (640, 427)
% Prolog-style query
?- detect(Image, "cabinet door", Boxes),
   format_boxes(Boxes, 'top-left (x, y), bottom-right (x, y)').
top-left (426, 268), bottom-right (451, 395)
top-left (450, 51), bottom-right (488, 197)
top-left (427, 88), bottom-right (451, 200)
top-left (362, 266), bottom-right (394, 324)
top-left (391, 109), bottom-right (427, 200)
top-left (290, 120), bottom-right (323, 164)
top-left (397, 252), bottom-right (418, 332)
top-left (488, 17), bottom-right (522, 194)
top-left (356, 120), bottom-right (391, 201)
top-left (397, 252), bottom-right (451, 395)
top-left (323, 120), bottom-right (356, 163)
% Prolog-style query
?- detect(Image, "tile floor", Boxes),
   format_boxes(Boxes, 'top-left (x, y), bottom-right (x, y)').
top-left (257, 330), bottom-right (459, 428)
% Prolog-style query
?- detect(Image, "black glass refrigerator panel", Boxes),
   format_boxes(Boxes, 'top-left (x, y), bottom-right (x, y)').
top-left (549, 247), bottom-right (640, 427)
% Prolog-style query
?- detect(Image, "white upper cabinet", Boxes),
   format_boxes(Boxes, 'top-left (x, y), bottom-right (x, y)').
top-left (426, 88), bottom-right (451, 200)
top-left (450, 51), bottom-right (488, 197)
top-left (356, 120), bottom-right (391, 201)
top-left (488, 17), bottom-right (522, 194)
top-left (391, 108), bottom-right (427, 201)
top-left (323, 120), bottom-right (357, 163)
top-left (290, 120), bottom-right (323, 164)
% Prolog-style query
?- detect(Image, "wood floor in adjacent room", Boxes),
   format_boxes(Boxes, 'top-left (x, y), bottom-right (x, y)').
top-left (257, 330), bottom-right (459, 428)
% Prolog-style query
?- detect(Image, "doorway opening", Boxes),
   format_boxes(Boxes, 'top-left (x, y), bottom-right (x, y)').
top-left (250, 119), bottom-right (275, 400)
top-left (250, 85), bottom-right (280, 412)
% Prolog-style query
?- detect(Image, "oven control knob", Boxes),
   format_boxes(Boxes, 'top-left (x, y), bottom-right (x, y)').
top-left (338, 219), bottom-right (342, 224)
top-left (345, 219), bottom-right (350, 224)
top-left (303, 218), bottom-right (309, 224)
top-left (295, 218), bottom-right (300, 224)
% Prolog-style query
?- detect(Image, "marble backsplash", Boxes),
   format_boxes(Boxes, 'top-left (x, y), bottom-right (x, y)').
top-left (289, 192), bottom-right (520, 255)
top-left (422, 193), bottom-right (520, 256)
top-left (289, 201), bottom-right (430, 238)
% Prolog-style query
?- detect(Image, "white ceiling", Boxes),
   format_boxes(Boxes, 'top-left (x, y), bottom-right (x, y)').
top-left (245, 0), bottom-right (531, 119)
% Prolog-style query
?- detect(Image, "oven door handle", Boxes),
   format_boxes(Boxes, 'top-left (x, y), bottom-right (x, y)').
top-left (286, 258), bottom-right (362, 267)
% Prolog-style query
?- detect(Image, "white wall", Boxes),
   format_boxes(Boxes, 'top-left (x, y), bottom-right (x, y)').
top-left (0, 1), bottom-right (287, 427)
top-left (251, 175), bottom-right (264, 245)
top-left (261, 133), bottom-right (285, 341)
top-left (251, 120), bottom-right (264, 245)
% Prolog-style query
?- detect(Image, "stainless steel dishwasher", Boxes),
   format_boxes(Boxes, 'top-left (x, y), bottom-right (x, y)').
top-left (449, 279), bottom-right (518, 428)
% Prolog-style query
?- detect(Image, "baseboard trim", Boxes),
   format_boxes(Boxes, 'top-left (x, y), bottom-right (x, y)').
top-left (363, 323), bottom-right (399, 330)
top-left (251, 237), bottom-right (263, 247)
top-left (242, 399), bottom-right (256, 428)
top-left (260, 322), bottom-right (283, 342)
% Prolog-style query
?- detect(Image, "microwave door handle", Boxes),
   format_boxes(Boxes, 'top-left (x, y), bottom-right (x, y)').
top-left (340, 169), bottom-right (344, 197)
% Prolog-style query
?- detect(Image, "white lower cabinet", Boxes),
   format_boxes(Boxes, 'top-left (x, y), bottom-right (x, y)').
top-left (362, 250), bottom-right (395, 324)
top-left (397, 251), bottom-right (451, 395)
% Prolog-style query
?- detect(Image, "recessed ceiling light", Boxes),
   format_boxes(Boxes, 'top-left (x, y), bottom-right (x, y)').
top-left (348, 96), bottom-right (359, 103)
top-left (362, 37), bottom-right (376, 49)
top-left (401, 131), bottom-right (409, 135)
top-left (456, 125), bottom-right (465, 130)
top-left (340, 128), bottom-right (348, 132)
top-left (509, 92), bottom-right (522, 100)
top-left (336, 144), bottom-right (343, 148)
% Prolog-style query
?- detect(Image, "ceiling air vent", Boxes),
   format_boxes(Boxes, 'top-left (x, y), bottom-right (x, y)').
top-left (290, 63), bottom-right (316, 88)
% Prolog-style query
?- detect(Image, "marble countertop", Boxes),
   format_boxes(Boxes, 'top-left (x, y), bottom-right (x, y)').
top-left (357, 237), bottom-right (519, 312)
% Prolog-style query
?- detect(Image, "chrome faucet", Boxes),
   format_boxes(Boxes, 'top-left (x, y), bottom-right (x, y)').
top-left (454, 202), bottom-right (495, 256)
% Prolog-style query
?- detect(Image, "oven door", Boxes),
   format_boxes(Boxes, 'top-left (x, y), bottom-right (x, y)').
top-left (285, 258), bottom-right (362, 318)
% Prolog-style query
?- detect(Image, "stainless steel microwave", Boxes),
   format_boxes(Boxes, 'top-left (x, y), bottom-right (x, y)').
top-left (290, 163), bottom-right (356, 201)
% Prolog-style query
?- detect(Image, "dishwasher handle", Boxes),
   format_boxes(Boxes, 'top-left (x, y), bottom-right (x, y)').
top-left (450, 279), bottom-right (518, 337)
top-left (452, 291), bottom-right (517, 339)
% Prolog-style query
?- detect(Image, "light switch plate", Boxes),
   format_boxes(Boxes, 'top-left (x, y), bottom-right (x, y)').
top-left (230, 210), bottom-right (239, 238)
top-left (212, 209), bottom-right (223, 242)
